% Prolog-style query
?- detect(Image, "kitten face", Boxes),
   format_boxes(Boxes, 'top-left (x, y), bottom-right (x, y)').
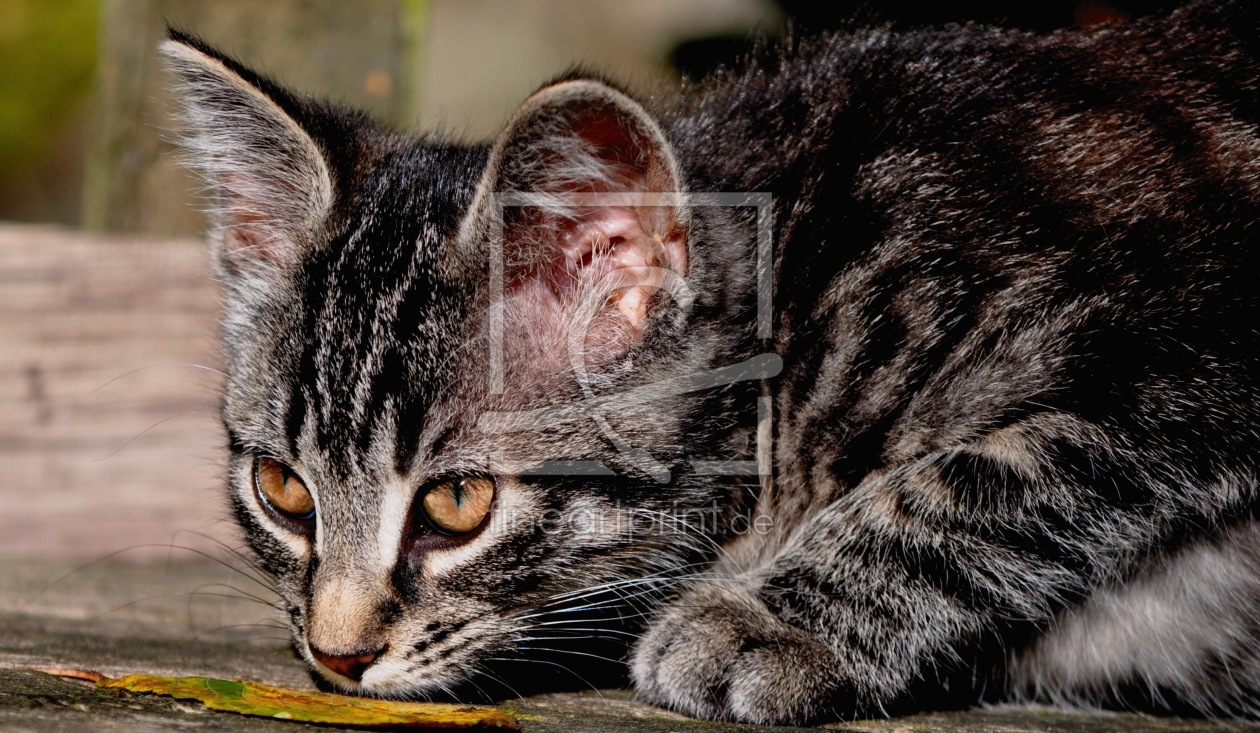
top-left (164, 33), bottom-right (752, 695)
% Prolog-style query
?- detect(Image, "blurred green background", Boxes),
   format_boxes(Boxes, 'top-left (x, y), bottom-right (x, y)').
top-left (0, 0), bottom-right (1169, 236)
top-left (0, 0), bottom-right (98, 225)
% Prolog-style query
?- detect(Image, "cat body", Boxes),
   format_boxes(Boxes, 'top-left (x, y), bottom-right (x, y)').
top-left (164, 0), bottom-right (1260, 724)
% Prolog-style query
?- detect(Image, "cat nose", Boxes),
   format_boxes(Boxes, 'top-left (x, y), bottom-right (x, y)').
top-left (309, 644), bottom-right (385, 682)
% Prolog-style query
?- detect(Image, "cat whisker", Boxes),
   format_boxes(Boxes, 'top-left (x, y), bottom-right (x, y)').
top-left (191, 622), bottom-right (291, 642)
top-left (626, 507), bottom-right (755, 577)
top-left (516, 572), bottom-right (800, 637)
top-left (511, 590), bottom-right (656, 621)
top-left (512, 593), bottom-right (657, 625)
top-left (84, 586), bottom-right (281, 631)
top-left (514, 590), bottom-right (675, 629)
top-left (520, 569), bottom-right (757, 623)
top-left (181, 584), bottom-right (284, 610)
top-left (482, 656), bottom-right (612, 709)
top-left (522, 591), bottom-right (661, 622)
top-left (449, 666), bottom-right (496, 705)
top-left (467, 664), bottom-right (526, 703)
top-left (508, 633), bottom-right (626, 644)
top-left (532, 560), bottom-right (714, 607)
top-left (165, 529), bottom-right (278, 592)
top-left (30, 542), bottom-right (276, 608)
top-left (95, 411), bottom-right (212, 461)
top-left (83, 589), bottom-right (243, 624)
top-left (27, 542), bottom-right (286, 648)
top-left (505, 644), bottom-right (627, 669)
top-left (514, 626), bottom-right (643, 639)
top-left (89, 362), bottom-right (228, 394)
top-left (525, 610), bottom-right (656, 626)
top-left (514, 569), bottom-right (695, 622)
top-left (182, 585), bottom-right (283, 637)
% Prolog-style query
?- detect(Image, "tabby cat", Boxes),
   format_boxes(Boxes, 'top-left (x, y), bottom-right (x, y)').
top-left (163, 0), bottom-right (1260, 724)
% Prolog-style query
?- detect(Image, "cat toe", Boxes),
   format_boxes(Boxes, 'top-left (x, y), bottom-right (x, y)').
top-left (630, 590), bottom-right (738, 719)
top-left (631, 585), bottom-right (847, 724)
top-left (723, 630), bottom-right (850, 724)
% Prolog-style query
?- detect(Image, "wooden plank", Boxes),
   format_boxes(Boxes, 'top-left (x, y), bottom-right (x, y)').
top-left (0, 224), bottom-right (233, 559)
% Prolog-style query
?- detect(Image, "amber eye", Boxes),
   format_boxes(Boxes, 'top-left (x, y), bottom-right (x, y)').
top-left (254, 457), bottom-right (315, 525)
top-left (421, 476), bottom-right (495, 535)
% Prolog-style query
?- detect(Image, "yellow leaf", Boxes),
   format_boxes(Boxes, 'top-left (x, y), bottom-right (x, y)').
top-left (36, 668), bottom-right (518, 729)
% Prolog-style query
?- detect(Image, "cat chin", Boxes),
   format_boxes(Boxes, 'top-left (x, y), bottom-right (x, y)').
top-left (313, 665), bottom-right (440, 699)
top-left (312, 671), bottom-right (364, 694)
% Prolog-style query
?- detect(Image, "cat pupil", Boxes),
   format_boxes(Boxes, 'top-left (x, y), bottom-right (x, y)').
top-left (165, 3), bottom-right (1260, 725)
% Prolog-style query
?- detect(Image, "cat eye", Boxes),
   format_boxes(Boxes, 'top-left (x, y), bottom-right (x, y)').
top-left (254, 456), bottom-right (316, 528)
top-left (420, 476), bottom-right (496, 535)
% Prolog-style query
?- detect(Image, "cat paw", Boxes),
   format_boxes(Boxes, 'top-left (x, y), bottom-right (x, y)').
top-left (631, 585), bottom-right (849, 724)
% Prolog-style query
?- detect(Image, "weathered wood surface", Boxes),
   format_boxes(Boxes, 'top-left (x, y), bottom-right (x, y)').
top-left (0, 224), bottom-right (233, 559)
top-left (3, 558), bottom-right (1258, 732)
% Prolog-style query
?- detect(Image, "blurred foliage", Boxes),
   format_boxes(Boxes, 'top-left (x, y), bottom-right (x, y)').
top-left (0, 0), bottom-right (99, 177)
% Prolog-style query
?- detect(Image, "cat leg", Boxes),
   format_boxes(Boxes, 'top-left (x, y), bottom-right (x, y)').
top-left (632, 414), bottom-right (1257, 723)
top-left (632, 470), bottom-right (986, 724)
top-left (1013, 516), bottom-right (1260, 716)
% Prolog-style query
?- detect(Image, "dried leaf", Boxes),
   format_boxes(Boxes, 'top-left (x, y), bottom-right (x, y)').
top-left (36, 668), bottom-right (518, 729)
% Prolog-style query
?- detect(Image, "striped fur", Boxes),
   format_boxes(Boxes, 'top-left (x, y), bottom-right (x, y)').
top-left (165, 1), bottom-right (1260, 724)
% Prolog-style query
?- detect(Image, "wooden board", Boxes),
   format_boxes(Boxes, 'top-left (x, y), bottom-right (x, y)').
top-left (0, 224), bottom-right (236, 560)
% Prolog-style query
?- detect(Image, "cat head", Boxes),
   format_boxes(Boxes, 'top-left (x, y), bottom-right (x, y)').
top-left (162, 31), bottom-right (758, 696)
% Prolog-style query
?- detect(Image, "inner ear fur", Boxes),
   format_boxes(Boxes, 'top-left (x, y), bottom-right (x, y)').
top-left (456, 79), bottom-right (690, 346)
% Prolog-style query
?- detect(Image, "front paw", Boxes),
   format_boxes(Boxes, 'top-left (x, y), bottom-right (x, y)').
top-left (631, 585), bottom-right (848, 724)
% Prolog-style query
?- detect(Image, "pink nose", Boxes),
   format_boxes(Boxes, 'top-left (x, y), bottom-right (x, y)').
top-left (310, 645), bottom-right (384, 682)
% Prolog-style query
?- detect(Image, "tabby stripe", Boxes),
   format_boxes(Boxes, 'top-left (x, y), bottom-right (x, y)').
top-left (285, 385), bottom-right (307, 456)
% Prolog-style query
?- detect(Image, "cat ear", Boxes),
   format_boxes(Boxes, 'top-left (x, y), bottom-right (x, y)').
top-left (160, 30), bottom-right (333, 279)
top-left (457, 78), bottom-right (689, 346)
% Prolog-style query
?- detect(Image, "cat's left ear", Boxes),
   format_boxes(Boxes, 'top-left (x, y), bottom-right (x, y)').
top-left (160, 30), bottom-right (334, 281)
top-left (455, 78), bottom-right (688, 339)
